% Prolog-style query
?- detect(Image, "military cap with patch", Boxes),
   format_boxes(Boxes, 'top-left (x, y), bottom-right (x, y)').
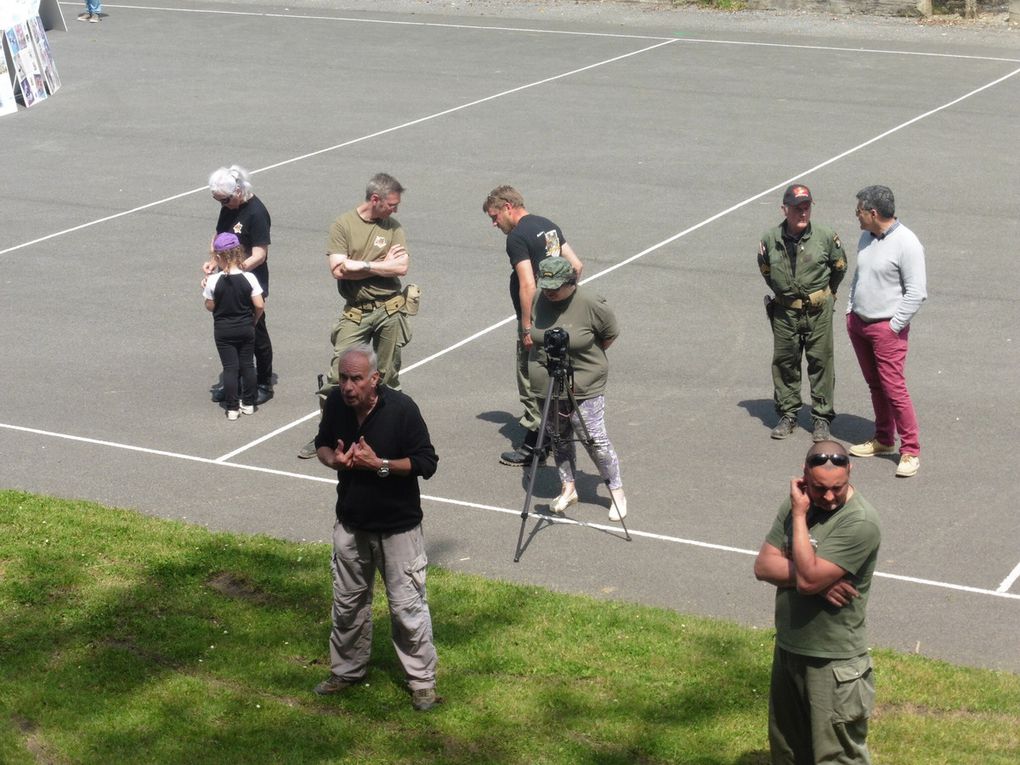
top-left (782, 184), bottom-right (813, 206)
top-left (536, 256), bottom-right (575, 289)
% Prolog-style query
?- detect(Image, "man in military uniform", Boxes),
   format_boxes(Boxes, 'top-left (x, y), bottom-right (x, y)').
top-left (298, 173), bottom-right (416, 459)
top-left (758, 184), bottom-right (847, 441)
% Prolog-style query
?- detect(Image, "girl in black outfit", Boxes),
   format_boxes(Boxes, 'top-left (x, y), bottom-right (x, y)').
top-left (203, 233), bottom-right (265, 420)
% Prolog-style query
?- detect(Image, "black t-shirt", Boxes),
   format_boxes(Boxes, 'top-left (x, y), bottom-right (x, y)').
top-left (212, 273), bottom-right (257, 334)
top-left (216, 195), bottom-right (272, 297)
top-left (505, 214), bottom-right (566, 318)
top-left (315, 386), bottom-right (439, 533)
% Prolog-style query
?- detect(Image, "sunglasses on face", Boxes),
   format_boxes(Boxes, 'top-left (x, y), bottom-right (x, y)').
top-left (807, 453), bottom-right (849, 468)
top-left (213, 195), bottom-right (231, 205)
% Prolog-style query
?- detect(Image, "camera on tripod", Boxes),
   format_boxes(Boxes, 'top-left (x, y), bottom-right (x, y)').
top-left (542, 327), bottom-right (570, 373)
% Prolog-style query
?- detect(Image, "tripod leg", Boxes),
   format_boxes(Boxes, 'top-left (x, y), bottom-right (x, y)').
top-left (513, 374), bottom-right (559, 562)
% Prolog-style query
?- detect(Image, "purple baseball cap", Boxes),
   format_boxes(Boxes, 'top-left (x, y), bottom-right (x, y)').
top-left (213, 232), bottom-right (241, 252)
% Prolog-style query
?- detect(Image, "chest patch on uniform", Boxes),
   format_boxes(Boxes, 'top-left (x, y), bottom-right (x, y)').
top-left (374, 235), bottom-right (387, 250)
top-left (233, 222), bottom-right (243, 235)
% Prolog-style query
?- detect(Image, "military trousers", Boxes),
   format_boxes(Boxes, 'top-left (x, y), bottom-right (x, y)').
top-left (328, 521), bottom-right (437, 691)
top-left (515, 320), bottom-right (541, 432)
top-left (320, 306), bottom-right (411, 401)
top-left (771, 298), bottom-right (835, 422)
top-left (768, 647), bottom-right (874, 765)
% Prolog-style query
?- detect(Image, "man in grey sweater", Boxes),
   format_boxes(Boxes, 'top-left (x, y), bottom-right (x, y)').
top-left (846, 185), bottom-right (927, 478)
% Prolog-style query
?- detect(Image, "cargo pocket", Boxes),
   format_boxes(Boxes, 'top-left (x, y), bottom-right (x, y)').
top-left (402, 283), bottom-right (421, 315)
top-left (831, 654), bottom-right (875, 723)
top-left (404, 552), bottom-right (428, 600)
top-left (397, 311), bottom-right (413, 348)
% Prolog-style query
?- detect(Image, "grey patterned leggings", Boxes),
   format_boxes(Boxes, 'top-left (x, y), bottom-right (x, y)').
top-left (542, 394), bottom-right (622, 490)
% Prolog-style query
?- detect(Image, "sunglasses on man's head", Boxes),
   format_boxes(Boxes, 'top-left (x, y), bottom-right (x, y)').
top-left (807, 453), bottom-right (849, 468)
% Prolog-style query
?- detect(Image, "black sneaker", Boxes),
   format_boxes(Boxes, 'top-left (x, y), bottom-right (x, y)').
top-left (499, 446), bottom-right (535, 466)
top-left (812, 419), bottom-right (831, 443)
top-left (256, 385), bottom-right (274, 405)
top-left (770, 416), bottom-right (797, 440)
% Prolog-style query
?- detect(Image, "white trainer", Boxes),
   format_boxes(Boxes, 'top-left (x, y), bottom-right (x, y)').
top-left (609, 487), bottom-right (627, 521)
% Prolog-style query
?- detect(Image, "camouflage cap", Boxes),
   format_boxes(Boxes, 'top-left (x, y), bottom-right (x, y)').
top-left (536, 256), bottom-right (574, 289)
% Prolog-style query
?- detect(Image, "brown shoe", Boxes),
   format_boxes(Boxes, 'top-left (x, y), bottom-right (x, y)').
top-left (411, 686), bottom-right (443, 711)
top-left (313, 674), bottom-right (362, 696)
top-left (770, 416), bottom-right (796, 440)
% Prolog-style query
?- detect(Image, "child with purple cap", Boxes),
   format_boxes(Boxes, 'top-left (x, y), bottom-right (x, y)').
top-left (203, 233), bottom-right (265, 420)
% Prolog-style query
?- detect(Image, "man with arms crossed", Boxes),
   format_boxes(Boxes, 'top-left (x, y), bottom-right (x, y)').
top-left (754, 442), bottom-right (881, 765)
top-left (483, 185), bottom-right (583, 465)
top-left (846, 185), bottom-right (927, 478)
top-left (299, 173), bottom-right (413, 459)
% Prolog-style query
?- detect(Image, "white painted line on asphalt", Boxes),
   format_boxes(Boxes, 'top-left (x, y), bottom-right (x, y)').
top-left (0, 422), bottom-right (334, 485)
top-left (215, 410), bottom-right (321, 463)
top-left (70, 4), bottom-right (1020, 63)
top-left (4, 418), bottom-right (1018, 602)
top-left (997, 560), bottom-right (1020, 593)
top-left (0, 36), bottom-right (677, 259)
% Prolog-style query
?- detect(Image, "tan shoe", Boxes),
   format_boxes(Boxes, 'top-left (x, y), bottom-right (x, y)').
top-left (849, 438), bottom-right (896, 457)
top-left (551, 486), bottom-right (578, 515)
top-left (895, 454), bottom-right (920, 478)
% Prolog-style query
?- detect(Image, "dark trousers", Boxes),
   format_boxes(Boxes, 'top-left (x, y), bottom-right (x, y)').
top-left (215, 324), bottom-right (256, 409)
top-left (254, 311), bottom-right (273, 388)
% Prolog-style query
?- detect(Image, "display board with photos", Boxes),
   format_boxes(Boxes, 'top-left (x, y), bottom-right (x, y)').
top-left (1, 0), bottom-right (62, 115)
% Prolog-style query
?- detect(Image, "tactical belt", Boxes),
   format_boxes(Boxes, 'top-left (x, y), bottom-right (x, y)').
top-left (777, 286), bottom-right (831, 312)
top-left (348, 292), bottom-right (404, 313)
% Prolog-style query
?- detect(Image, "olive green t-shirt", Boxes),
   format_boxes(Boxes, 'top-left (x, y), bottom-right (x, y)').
top-left (765, 492), bottom-right (881, 659)
top-left (327, 209), bottom-right (406, 304)
top-left (527, 287), bottom-right (619, 400)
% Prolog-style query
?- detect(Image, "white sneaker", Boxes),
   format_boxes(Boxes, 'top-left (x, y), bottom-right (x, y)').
top-left (551, 487), bottom-right (577, 515)
top-left (895, 454), bottom-right (919, 478)
top-left (240, 404), bottom-right (255, 416)
top-left (608, 487), bottom-right (627, 521)
top-left (226, 410), bottom-right (239, 421)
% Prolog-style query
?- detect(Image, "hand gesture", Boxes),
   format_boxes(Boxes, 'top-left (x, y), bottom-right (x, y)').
top-left (790, 477), bottom-right (810, 518)
top-left (333, 439), bottom-right (357, 470)
top-left (350, 437), bottom-right (379, 471)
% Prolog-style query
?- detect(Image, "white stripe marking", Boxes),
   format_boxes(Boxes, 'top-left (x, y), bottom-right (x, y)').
top-left (997, 560), bottom-right (1020, 593)
top-left (3, 420), bottom-right (1018, 601)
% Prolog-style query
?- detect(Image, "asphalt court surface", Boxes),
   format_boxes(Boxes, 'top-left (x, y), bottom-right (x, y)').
top-left (3, 1), bottom-right (1019, 671)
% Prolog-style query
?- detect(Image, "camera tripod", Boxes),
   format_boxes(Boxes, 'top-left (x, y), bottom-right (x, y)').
top-left (513, 354), bottom-right (631, 562)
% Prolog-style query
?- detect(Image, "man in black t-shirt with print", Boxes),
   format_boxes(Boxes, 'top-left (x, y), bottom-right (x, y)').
top-left (483, 185), bottom-right (583, 465)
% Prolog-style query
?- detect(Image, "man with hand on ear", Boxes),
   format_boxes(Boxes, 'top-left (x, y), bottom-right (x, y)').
top-left (754, 442), bottom-right (881, 764)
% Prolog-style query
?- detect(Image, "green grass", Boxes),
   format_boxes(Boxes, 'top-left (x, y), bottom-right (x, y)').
top-left (1, 490), bottom-right (1017, 764)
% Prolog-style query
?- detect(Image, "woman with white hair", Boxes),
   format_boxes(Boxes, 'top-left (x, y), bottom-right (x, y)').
top-left (204, 165), bottom-right (275, 406)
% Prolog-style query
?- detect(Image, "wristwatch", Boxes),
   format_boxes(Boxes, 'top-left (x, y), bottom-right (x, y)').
top-left (376, 459), bottom-right (390, 478)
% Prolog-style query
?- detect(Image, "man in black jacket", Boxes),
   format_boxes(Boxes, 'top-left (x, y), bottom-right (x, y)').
top-left (312, 345), bottom-right (441, 711)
